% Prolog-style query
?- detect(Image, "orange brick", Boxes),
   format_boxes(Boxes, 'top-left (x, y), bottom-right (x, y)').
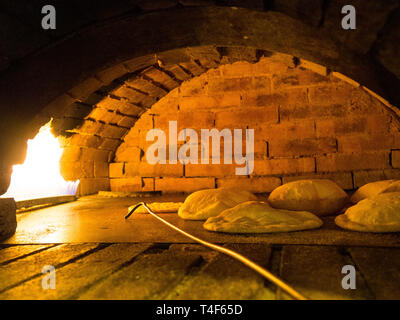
top-left (316, 118), bottom-right (366, 137)
top-left (259, 120), bottom-right (315, 140)
top-left (142, 178), bottom-right (155, 191)
top-left (68, 134), bottom-right (102, 149)
top-left (241, 89), bottom-right (308, 108)
top-left (98, 96), bottom-right (144, 117)
top-left (299, 59), bottom-right (328, 76)
top-left (80, 148), bottom-right (111, 162)
top-left (98, 138), bottom-right (122, 151)
top-left (94, 162), bottom-right (109, 178)
top-left (383, 169), bottom-right (400, 180)
top-left (352, 170), bottom-right (386, 188)
top-left (109, 163), bottom-right (125, 178)
top-left (154, 111), bottom-right (214, 130)
top-left (252, 158), bottom-right (315, 175)
top-left (78, 178), bottom-right (110, 196)
top-left (179, 93), bottom-right (241, 111)
top-left (392, 150), bottom-right (400, 168)
top-left (317, 152), bottom-right (390, 172)
top-left (366, 115), bottom-right (392, 134)
top-left (269, 137), bottom-right (336, 157)
top-left (308, 83), bottom-right (353, 106)
top-left (129, 112), bottom-right (153, 131)
top-left (185, 164), bottom-right (236, 177)
top-left (272, 68), bottom-right (327, 91)
top-left (114, 145), bottom-right (142, 162)
top-left (60, 147), bottom-right (82, 162)
top-left (125, 162), bottom-right (183, 177)
top-left (208, 76), bottom-right (259, 94)
top-left (112, 86), bottom-right (156, 107)
top-left (125, 77), bottom-right (167, 99)
top-left (110, 177), bottom-right (147, 192)
top-left (217, 177), bottom-right (281, 193)
top-left (219, 61), bottom-right (255, 78)
top-left (142, 66), bottom-right (180, 90)
top-left (338, 134), bottom-right (394, 153)
top-left (215, 107), bottom-right (278, 128)
top-left (100, 124), bottom-right (127, 139)
top-left (155, 177), bottom-right (215, 193)
top-left (257, 55), bottom-right (293, 73)
top-left (282, 172), bottom-right (353, 190)
top-left (60, 161), bottom-right (94, 180)
top-left (352, 169), bottom-right (400, 188)
top-left (151, 89), bottom-right (179, 113)
top-left (76, 120), bottom-right (104, 136)
top-left (179, 76), bottom-right (208, 97)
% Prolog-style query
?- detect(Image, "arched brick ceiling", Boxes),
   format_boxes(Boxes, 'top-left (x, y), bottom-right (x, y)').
top-left (53, 45), bottom-right (263, 166)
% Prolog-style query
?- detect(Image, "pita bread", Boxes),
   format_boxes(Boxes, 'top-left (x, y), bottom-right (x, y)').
top-left (203, 201), bottom-right (323, 233)
top-left (267, 179), bottom-right (348, 216)
top-left (335, 192), bottom-right (400, 232)
top-left (350, 180), bottom-right (400, 203)
top-left (128, 202), bottom-right (183, 214)
top-left (178, 188), bottom-right (257, 220)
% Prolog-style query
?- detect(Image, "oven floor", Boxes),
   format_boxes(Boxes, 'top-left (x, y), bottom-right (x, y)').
top-left (1, 195), bottom-right (399, 300)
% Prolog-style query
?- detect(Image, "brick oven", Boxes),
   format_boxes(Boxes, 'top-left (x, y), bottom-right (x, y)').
top-left (0, 1), bottom-right (400, 301)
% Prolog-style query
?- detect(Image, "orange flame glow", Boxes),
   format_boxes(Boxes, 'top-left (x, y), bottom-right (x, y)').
top-left (1, 121), bottom-right (79, 201)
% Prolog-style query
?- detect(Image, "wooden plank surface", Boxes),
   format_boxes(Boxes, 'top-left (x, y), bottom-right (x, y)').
top-left (78, 244), bottom-right (203, 300)
top-left (0, 243), bottom-right (98, 293)
top-left (348, 247), bottom-right (400, 300)
top-left (0, 243), bottom-right (399, 300)
top-left (278, 246), bottom-right (374, 300)
top-left (0, 244), bottom-right (54, 264)
top-left (0, 243), bottom-right (151, 300)
top-left (166, 244), bottom-right (275, 300)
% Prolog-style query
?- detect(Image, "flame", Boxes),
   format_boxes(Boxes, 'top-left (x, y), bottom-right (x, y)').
top-left (1, 121), bottom-right (79, 201)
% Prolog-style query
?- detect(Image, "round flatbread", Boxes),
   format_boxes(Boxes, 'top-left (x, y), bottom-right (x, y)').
top-left (178, 188), bottom-right (257, 220)
top-left (128, 202), bottom-right (183, 214)
top-left (203, 201), bottom-right (323, 233)
top-left (267, 179), bottom-right (348, 216)
top-left (350, 180), bottom-right (400, 203)
top-left (335, 192), bottom-right (400, 233)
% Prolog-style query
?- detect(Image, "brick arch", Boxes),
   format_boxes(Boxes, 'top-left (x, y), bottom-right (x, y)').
top-left (108, 57), bottom-right (400, 195)
top-left (1, 5), bottom-right (400, 195)
top-left (56, 46), bottom-right (265, 194)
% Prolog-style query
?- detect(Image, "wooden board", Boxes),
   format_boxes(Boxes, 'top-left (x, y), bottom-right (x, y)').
top-left (0, 243), bottom-right (399, 300)
top-left (0, 243), bottom-right (98, 293)
top-left (0, 244), bottom-right (151, 300)
top-left (348, 247), bottom-right (400, 300)
top-left (0, 244), bottom-right (54, 264)
top-left (166, 244), bottom-right (275, 300)
top-left (78, 245), bottom-right (204, 300)
top-left (278, 246), bottom-right (374, 300)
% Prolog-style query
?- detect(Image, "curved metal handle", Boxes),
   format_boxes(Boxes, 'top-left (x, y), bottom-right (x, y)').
top-left (126, 202), bottom-right (308, 300)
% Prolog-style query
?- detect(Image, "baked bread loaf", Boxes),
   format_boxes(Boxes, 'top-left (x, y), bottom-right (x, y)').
top-left (268, 179), bottom-right (348, 216)
top-left (335, 192), bottom-right (400, 232)
top-left (350, 180), bottom-right (400, 203)
top-left (203, 201), bottom-right (323, 233)
top-left (178, 188), bottom-right (257, 220)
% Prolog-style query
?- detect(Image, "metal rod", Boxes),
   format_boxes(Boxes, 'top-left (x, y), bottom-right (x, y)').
top-left (125, 202), bottom-right (308, 300)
